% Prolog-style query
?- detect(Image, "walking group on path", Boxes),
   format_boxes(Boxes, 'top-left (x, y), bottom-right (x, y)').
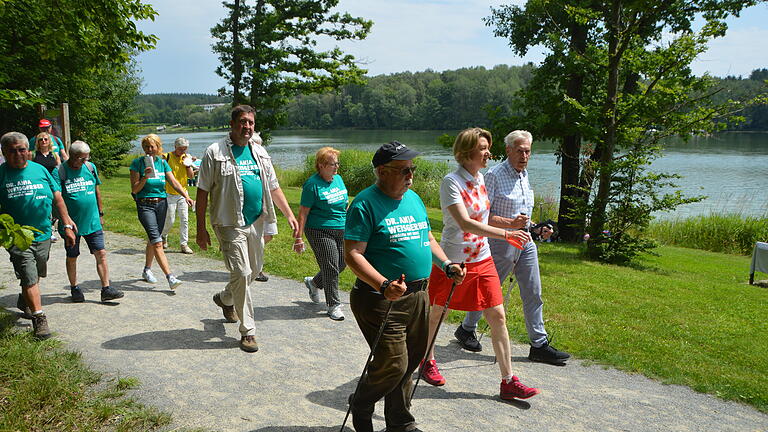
top-left (5, 105), bottom-right (764, 431)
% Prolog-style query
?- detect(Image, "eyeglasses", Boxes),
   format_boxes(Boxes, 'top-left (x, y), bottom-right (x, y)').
top-left (324, 162), bottom-right (340, 167)
top-left (77, 156), bottom-right (90, 162)
top-left (5, 148), bottom-right (28, 154)
top-left (382, 165), bottom-right (417, 175)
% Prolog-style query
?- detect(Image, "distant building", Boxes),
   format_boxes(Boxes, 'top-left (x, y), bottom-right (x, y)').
top-left (198, 103), bottom-right (227, 112)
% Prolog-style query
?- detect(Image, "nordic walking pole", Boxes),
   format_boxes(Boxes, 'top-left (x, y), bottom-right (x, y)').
top-left (339, 274), bottom-right (404, 432)
top-left (411, 262), bottom-right (465, 400)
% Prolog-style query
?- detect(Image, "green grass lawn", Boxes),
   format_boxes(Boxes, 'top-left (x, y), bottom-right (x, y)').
top-left (96, 167), bottom-right (768, 413)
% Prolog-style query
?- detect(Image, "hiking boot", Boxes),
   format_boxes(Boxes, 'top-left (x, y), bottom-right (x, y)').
top-left (500, 376), bottom-right (540, 400)
top-left (142, 268), bottom-right (157, 283)
top-left (529, 342), bottom-right (571, 365)
top-left (71, 286), bottom-right (85, 303)
top-left (213, 293), bottom-right (238, 323)
top-left (180, 244), bottom-right (194, 254)
top-left (101, 286), bottom-right (124, 302)
top-left (254, 272), bottom-right (268, 282)
top-left (16, 294), bottom-right (32, 319)
top-left (167, 274), bottom-right (182, 290)
top-left (420, 359), bottom-right (446, 386)
top-left (328, 304), bottom-right (345, 321)
top-left (31, 313), bottom-right (51, 340)
top-left (454, 325), bottom-right (482, 352)
top-left (304, 277), bottom-right (320, 303)
top-left (239, 335), bottom-right (258, 352)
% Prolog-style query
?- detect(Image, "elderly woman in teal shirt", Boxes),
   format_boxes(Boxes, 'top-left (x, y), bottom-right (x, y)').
top-left (129, 134), bottom-right (193, 290)
top-left (296, 147), bottom-right (349, 320)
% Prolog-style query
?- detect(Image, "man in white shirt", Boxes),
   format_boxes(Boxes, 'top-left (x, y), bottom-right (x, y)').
top-left (454, 130), bottom-right (570, 365)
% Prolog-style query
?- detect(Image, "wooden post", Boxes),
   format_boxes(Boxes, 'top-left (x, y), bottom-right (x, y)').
top-left (60, 103), bottom-right (70, 152)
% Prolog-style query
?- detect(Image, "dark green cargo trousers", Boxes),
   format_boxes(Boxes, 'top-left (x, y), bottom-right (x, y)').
top-left (349, 286), bottom-right (429, 432)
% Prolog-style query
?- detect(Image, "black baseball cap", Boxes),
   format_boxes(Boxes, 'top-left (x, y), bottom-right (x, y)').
top-left (372, 141), bottom-right (421, 167)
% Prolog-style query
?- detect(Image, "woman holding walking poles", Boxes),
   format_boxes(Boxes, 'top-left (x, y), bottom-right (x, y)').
top-left (296, 147), bottom-right (349, 320)
top-left (420, 127), bottom-right (540, 400)
top-left (129, 134), bottom-right (193, 290)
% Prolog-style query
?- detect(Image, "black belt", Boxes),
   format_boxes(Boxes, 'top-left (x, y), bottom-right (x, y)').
top-left (354, 278), bottom-right (429, 295)
top-left (137, 197), bottom-right (165, 204)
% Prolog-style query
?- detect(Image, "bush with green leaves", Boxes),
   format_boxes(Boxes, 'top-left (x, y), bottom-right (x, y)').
top-left (0, 214), bottom-right (40, 251)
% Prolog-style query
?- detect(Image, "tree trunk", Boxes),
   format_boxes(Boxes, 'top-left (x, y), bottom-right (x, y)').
top-left (587, 0), bottom-right (622, 259)
top-left (557, 22), bottom-right (588, 242)
top-left (231, 0), bottom-right (243, 106)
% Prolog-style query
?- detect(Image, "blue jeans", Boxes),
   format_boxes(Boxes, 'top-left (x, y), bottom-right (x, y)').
top-left (462, 238), bottom-right (548, 347)
top-left (136, 198), bottom-right (168, 245)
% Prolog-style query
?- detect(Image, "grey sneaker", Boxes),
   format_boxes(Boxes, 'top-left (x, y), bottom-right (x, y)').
top-left (100, 286), bottom-right (124, 302)
top-left (328, 304), bottom-right (345, 321)
top-left (142, 268), bottom-right (157, 283)
top-left (304, 277), bottom-right (320, 304)
top-left (32, 313), bottom-right (51, 340)
top-left (167, 274), bottom-right (182, 290)
top-left (71, 286), bottom-right (85, 303)
top-left (180, 244), bottom-right (194, 254)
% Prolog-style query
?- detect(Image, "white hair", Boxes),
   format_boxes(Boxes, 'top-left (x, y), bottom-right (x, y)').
top-left (1, 131), bottom-right (28, 150)
top-left (174, 137), bottom-right (190, 148)
top-left (69, 140), bottom-right (90, 156)
top-left (504, 130), bottom-right (533, 149)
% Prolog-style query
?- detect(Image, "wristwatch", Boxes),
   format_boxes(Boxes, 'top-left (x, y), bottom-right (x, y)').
top-left (63, 224), bottom-right (74, 230)
top-left (98, 211), bottom-right (105, 217)
top-left (379, 279), bottom-right (391, 294)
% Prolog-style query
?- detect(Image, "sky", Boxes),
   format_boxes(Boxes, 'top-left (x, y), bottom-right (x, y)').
top-left (135, 0), bottom-right (768, 94)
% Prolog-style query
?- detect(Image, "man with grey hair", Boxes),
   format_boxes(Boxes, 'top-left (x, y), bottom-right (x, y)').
top-left (55, 141), bottom-right (123, 303)
top-left (161, 137), bottom-right (195, 254)
top-left (0, 131), bottom-right (76, 339)
top-left (454, 130), bottom-right (570, 365)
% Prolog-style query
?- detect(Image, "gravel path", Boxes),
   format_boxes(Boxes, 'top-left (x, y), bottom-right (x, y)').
top-left (2, 231), bottom-right (766, 432)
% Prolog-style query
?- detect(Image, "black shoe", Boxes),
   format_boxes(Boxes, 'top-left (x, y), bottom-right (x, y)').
top-left (17, 294), bottom-right (32, 319)
top-left (528, 342), bottom-right (570, 365)
top-left (254, 272), bottom-right (268, 282)
top-left (454, 325), bottom-right (482, 352)
top-left (100, 286), bottom-right (125, 302)
top-left (71, 286), bottom-right (85, 303)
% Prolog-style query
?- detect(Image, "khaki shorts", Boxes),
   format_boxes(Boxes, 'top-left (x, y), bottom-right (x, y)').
top-left (7, 239), bottom-right (51, 288)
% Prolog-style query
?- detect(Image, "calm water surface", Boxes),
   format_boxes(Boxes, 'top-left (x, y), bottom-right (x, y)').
top-left (133, 130), bottom-right (768, 218)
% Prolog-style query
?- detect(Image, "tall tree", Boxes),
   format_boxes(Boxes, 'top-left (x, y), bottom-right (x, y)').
top-left (211, 0), bottom-right (372, 139)
top-left (487, 0), bottom-right (762, 262)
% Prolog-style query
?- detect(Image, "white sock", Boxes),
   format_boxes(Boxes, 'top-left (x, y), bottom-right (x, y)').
top-left (502, 375), bottom-right (513, 384)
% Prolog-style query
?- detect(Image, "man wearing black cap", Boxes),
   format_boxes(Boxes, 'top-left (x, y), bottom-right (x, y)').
top-left (344, 141), bottom-right (465, 432)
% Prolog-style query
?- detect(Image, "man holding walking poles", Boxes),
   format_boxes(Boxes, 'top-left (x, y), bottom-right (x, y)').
top-left (343, 141), bottom-right (464, 432)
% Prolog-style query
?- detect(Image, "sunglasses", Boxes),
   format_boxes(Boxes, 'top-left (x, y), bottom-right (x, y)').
top-left (382, 165), bottom-right (417, 175)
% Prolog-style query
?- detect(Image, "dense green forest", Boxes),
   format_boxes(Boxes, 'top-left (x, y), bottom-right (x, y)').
top-left (134, 66), bottom-right (768, 131)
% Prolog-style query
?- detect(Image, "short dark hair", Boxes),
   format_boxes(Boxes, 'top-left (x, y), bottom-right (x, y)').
top-left (231, 105), bottom-right (256, 122)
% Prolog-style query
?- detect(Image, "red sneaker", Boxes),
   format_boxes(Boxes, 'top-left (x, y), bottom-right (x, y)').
top-left (420, 359), bottom-right (446, 386)
top-left (500, 376), bottom-right (540, 400)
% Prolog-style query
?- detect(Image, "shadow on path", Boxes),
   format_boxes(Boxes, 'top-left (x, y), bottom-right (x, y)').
top-left (252, 302), bottom-right (330, 322)
top-left (101, 319), bottom-right (237, 350)
top-left (249, 427), bottom-right (356, 432)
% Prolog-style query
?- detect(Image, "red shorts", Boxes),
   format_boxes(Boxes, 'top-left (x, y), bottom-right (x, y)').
top-left (428, 256), bottom-right (502, 312)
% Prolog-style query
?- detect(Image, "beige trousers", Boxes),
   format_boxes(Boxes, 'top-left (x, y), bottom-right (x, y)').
top-left (213, 215), bottom-right (264, 336)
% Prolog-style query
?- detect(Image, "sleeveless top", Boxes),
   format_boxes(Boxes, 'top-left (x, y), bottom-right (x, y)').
top-left (33, 152), bottom-right (58, 174)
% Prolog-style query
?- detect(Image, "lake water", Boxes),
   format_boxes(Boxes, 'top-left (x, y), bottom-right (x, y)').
top-left (132, 130), bottom-right (768, 218)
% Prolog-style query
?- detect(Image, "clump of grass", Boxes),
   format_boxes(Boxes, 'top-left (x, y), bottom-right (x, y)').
top-left (281, 149), bottom-right (451, 208)
top-left (648, 213), bottom-right (768, 255)
top-left (0, 311), bottom-right (171, 431)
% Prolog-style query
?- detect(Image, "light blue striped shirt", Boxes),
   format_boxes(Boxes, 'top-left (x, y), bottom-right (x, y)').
top-left (485, 160), bottom-right (535, 222)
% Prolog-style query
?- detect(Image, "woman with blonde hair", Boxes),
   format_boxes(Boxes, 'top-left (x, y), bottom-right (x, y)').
top-left (419, 127), bottom-right (541, 400)
top-left (32, 132), bottom-right (60, 174)
top-left (129, 134), bottom-right (193, 289)
top-left (296, 147), bottom-right (349, 320)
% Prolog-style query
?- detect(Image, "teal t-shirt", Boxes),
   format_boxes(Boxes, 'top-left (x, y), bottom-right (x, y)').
top-left (0, 161), bottom-right (60, 241)
top-left (231, 145), bottom-right (263, 226)
top-left (29, 135), bottom-right (63, 158)
top-left (129, 156), bottom-right (172, 199)
top-left (301, 173), bottom-right (348, 229)
top-left (55, 163), bottom-right (102, 236)
top-left (344, 185), bottom-right (432, 282)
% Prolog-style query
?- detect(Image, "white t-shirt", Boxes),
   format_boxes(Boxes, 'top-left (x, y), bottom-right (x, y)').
top-left (439, 166), bottom-right (492, 263)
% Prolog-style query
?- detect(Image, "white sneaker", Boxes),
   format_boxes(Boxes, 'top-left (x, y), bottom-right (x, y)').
top-left (50, 232), bottom-right (58, 243)
top-left (304, 277), bottom-right (320, 304)
top-left (328, 304), bottom-right (345, 321)
top-left (167, 274), bottom-right (182, 290)
top-left (142, 268), bottom-right (157, 283)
